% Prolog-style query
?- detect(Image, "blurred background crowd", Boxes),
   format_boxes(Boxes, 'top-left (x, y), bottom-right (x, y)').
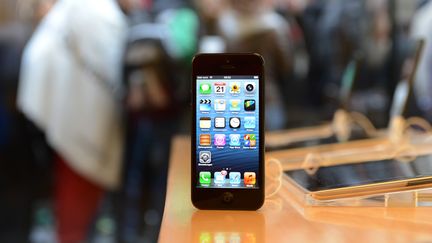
top-left (1, 0), bottom-right (432, 242)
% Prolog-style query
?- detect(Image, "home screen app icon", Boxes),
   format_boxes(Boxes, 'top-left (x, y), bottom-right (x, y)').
top-left (199, 171), bottom-right (211, 184)
top-left (214, 134), bottom-right (226, 146)
top-left (244, 172), bottom-right (256, 185)
top-left (229, 99), bottom-right (241, 111)
top-left (214, 81), bottom-right (226, 94)
top-left (229, 172), bottom-right (241, 185)
top-left (214, 117), bottom-right (226, 128)
top-left (244, 116), bottom-right (256, 129)
top-left (214, 99), bottom-right (226, 111)
top-left (199, 134), bottom-right (211, 146)
top-left (229, 82), bottom-right (241, 94)
top-left (214, 172), bottom-right (226, 184)
top-left (199, 117), bottom-right (211, 129)
top-left (229, 117), bottom-right (241, 129)
top-left (199, 99), bottom-right (211, 111)
top-left (243, 134), bottom-right (256, 147)
top-left (199, 151), bottom-right (211, 164)
top-left (229, 134), bottom-right (241, 146)
top-left (200, 82), bottom-right (211, 94)
top-left (244, 99), bottom-right (256, 111)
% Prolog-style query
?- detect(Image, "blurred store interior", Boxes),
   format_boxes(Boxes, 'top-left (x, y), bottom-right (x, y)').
top-left (1, 0), bottom-right (432, 242)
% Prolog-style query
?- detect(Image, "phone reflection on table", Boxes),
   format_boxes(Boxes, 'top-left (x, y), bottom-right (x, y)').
top-left (192, 210), bottom-right (264, 243)
top-left (199, 232), bottom-right (255, 243)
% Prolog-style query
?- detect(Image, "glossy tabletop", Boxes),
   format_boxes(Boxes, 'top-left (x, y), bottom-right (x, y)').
top-left (159, 136), bottom-right (432, 243)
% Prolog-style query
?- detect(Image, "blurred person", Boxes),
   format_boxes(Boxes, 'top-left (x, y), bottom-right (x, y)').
top-left (116, 4), bottom-right (198, 242)
top-left (411, 1), bottom-right (432, 121)
top-left (194, 0), bottom-right (228, 49)
top-left (17, 0), bottom-right (130, 242)
top-left (17, 0), bottom-right (56, 28)
top-left (195, 0), bottom-right (227, 35)
top-left (363, 0), bottom-right (391, 71)
top-left (216, 0), bottom-right (293, 130)
top-left (0, 0), bottom-right (55, 242)
top-left (289, 0), bottom-right (393, 126)
top-left (356, 0), bottom-right (391, 94)
top-left (299, 0), bottom-right (366, 107)
top-left (351, 0), bottom-right (392, 126)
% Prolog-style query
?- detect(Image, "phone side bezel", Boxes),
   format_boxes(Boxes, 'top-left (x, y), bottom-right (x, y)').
top-left (283, 171), bottom-right (432, 201)
top-left (310, 176), bottom-right (432, 200)
top-left (191, 53), bottom-right (265, 210)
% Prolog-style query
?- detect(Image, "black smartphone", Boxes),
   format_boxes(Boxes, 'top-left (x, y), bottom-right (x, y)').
top-left (191, 53), bottom-right (265, 210)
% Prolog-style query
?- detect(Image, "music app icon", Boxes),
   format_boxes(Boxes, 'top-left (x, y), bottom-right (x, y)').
top-left (244, 172), bottom-right (256, 185)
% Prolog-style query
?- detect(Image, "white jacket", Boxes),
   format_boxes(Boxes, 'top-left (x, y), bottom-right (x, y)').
top-left (17, 0), bottom-right (128, 189)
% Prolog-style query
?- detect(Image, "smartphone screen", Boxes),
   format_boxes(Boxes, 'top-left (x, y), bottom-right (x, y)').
top-left (285, 154), bottom-right (432, 192)
top-left (195, 75), bottom-right (260, 189)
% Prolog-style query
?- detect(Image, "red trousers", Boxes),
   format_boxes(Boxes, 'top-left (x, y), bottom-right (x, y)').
top-left (55, 155), bottom-right (103, 243)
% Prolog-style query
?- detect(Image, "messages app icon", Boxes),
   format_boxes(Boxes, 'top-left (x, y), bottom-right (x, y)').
top-left (200, 82), bottom-right (211, 94)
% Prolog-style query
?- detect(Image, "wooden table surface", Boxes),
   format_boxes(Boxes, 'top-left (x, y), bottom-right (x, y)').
top-left (158, 136), bottom-right (432, 243)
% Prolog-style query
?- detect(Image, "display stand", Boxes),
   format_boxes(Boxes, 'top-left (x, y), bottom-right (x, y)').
top-left (282, 173), bottom-right (432, 207)
top-left (272, 129), bottom-right (432, 207)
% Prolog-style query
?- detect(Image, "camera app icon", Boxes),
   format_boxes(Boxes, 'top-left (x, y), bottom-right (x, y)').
top-left (244, 82), bottom-right (256, 94)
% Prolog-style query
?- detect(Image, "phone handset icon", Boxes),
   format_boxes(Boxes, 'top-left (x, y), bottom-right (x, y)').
top-left (199, 171), bottom-right (211, 184)
top-left (202, 174), bottom-right (210, 181)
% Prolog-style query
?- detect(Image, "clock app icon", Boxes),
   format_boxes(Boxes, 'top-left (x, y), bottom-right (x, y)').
top-left (229, 117), bottom-right (241, 129)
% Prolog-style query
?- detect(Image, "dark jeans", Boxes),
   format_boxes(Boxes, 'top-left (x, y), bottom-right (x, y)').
top-left (116, 117), bottom-right (177, 243)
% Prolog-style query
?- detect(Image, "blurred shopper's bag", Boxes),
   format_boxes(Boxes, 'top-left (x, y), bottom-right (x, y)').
top-left (17, 0), bottom-right (128, 189)
top-left (124, 8), bottom-right (199, 117)
top-left (125, 42), bottom-right (179, 116)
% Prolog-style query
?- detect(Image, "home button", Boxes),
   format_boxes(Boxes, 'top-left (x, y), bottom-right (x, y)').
top-left (222, 192), bottom-right (234, 203)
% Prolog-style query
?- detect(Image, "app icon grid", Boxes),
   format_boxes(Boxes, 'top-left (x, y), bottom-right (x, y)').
top-left (196, 76), bottom-right (260, 189)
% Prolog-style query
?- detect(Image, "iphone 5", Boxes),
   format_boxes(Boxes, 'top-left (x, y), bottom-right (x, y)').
top-left (191, 53), bottom-right (265, 210)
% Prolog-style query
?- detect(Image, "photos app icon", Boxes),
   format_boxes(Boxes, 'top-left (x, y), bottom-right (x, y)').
top-left (229, 82), bottom-right (241, 94)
